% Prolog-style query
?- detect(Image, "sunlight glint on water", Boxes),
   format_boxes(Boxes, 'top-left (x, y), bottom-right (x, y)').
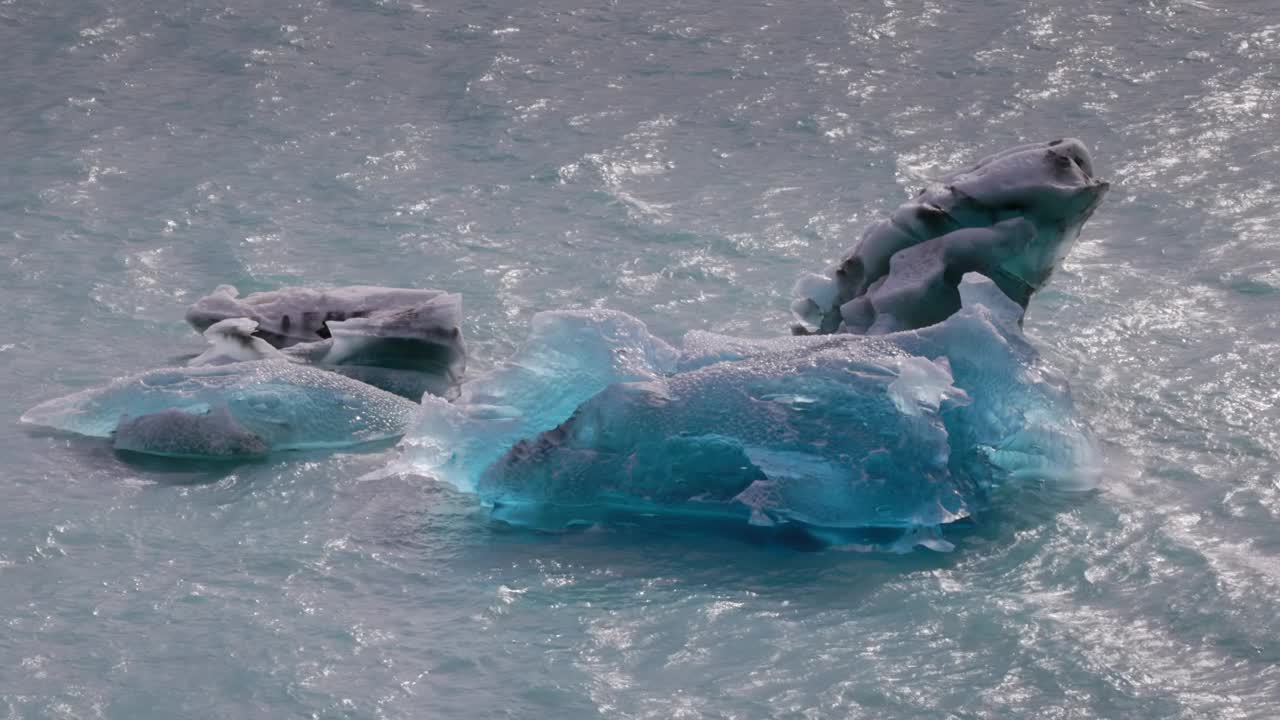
top-left (2, 0), bottom-right (1279, 717)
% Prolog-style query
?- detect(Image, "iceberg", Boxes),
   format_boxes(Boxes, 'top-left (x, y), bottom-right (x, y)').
top-left (21, 137), bottom-right (1107, 548)
top-left (21, 361), bottom-right (419, 459)
top-left (480, 353), bottom-right (967, 531)
top-left (399, 276), bottom-right (1099, 541)
top-left (792, 139), bottom-right (1109, 334)
top-left (186, 285), bottom-right (466, 399)
top-left (398, 309), bottom-right (678, 490)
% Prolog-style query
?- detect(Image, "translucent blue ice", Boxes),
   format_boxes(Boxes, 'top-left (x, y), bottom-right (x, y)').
top-left (398, 309), bottom-right (678, 490)
top-left (401, 276), bottom-right (1099, 539)
top-left (22, 361), bottom-right (419, 458)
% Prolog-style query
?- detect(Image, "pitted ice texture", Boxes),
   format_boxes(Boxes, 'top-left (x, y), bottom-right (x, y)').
top-left (185, 285), bottom-right (466, 399)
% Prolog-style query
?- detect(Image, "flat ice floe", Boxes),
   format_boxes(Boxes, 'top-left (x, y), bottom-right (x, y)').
top-left (22, 361), bottom-right (419, 458)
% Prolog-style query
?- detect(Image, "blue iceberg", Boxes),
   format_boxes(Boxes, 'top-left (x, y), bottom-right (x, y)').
top-left (21, 138), bottom-right (1106, 545)
top-left (22, 361), bottom-right (419, 458)
top-left (399, 277), bottom-right (1099, 543)
top-left (398, 309), bottom-right (678, 489)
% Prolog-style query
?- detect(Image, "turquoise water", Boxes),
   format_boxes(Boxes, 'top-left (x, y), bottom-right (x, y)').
top-left (3, 0), bottom-right (1279, 717)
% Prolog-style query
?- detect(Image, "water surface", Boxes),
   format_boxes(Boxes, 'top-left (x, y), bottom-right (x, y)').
top-left (3, 0), bottom-right (1279, 717)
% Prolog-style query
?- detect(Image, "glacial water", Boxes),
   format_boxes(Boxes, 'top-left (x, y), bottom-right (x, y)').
top-left (3, 0), bottom-right (1279, 717)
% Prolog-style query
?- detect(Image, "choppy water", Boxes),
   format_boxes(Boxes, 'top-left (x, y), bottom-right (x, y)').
top-left (3, 0), bottom-right (1279, 717)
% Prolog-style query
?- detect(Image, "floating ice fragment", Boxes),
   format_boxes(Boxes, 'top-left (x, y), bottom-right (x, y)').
top-left (187, 284), bottom-right (449, 347)
top-left (478, 338), bottom-right (967, 531)
top-left (190, 318), bottom-right (287, 366)
top-left (397, 309), bottom-right (678, 491)
top-left (402, 275), bottom-right (1099, 539)
top-left (186, 285), bottom-right (466, 399)
top-left (793, 139), bottom-right (1109, 334)
top-left (22, 361), bottom-right (419, 459)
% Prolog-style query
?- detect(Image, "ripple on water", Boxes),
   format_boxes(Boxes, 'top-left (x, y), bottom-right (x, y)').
top-left (2, 0), bottom-right (1280, 717)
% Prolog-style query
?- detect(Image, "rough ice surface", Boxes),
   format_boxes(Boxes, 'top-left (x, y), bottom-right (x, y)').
top-left (113, 407), bottom-right (271, 458)
top-left (480, 353), bottom-right (968, 531)
top-left (186, 284), bottom-right (455, 347)
top-left (185, 285), bottom-right (466, 399)
top-left (397, 309), bottom-right (678, 491)
top-left (317, 300), bottom-right (467, 398)
top-left (792, 139), bottom-right (1110, 334)
top-left (190, 318), bottom-right (288, 366)
top-left (404, 276), bottom-right (1098, 540)
top-left (22, 361), bottom-right (419, 459)
top-left (841, 219), bottom-right (1035, 335)
top-left (895, 278), bottom-right (1102, 493)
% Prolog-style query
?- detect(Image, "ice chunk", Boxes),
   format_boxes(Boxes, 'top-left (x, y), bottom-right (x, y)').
top-left (186, 284), bottom-right (455, 347)
top-left (852, 219), bottom-right (1035, 335)
top-left (793, 139), bottom-right (1109, 333)
top-left (478, 344), bottom-right (969, 531)
top-left (402, 279), bottom-right (1099, 536)
top-left (789, 272), bottom-right (840, 330)
top-left (317, 297), bottom-right (465, 398)
top-left (185, 286), bottom-right (466, 399)
top-left (22, 361), bottom-right (419, 458)
top-left (190, 318), bottom-right (287, 366)
top-left (888, 355), bottom-right (968, 416)
top-left (397, 309), bottom-right (677, 491)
